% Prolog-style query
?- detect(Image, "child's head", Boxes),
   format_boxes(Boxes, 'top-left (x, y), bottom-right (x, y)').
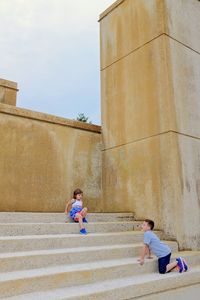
top-left (73, 188), bottom-right (83, 200)
top-left (142, 219), bottom-right (154, 232)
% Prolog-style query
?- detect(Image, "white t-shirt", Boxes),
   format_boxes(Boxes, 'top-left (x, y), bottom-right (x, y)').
top-left (72, 199), bottom-right (83, 209)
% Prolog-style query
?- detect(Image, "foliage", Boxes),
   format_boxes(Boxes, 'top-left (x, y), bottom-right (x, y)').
top-left (76, 113), bottom-right (91, 123)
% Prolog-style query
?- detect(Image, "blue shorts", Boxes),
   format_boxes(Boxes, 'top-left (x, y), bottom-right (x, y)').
top-left (69, 207), bottom-right (82, 222)
top-left (158, 253), bottom-right (171, 274)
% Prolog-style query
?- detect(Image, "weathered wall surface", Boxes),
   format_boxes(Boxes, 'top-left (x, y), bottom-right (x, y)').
top-left (0, 79), bottom-right (18, 106)
top-left (0, 104), bottom-right (102, 212)
top-left (100, 0), bottom-right (200, 250)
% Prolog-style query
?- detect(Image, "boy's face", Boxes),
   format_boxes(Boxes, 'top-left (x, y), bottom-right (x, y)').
top-left (76, 193), bottom-right (82, 200)
top-left (141, 221), bottom-right (151, 232)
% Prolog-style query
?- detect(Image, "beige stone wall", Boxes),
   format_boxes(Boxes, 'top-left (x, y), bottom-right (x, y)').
top-left (0, 79), bottom-right (18, 106)
top-left (0, 104), bottom-right (102, 212)
top-left (100, 0), bottom-right (200, 250)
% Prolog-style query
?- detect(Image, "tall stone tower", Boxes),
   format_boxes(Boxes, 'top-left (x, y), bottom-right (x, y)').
top-left (99, 0), bottom-right (200, 250)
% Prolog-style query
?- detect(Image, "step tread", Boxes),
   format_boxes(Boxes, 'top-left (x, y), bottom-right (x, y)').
top-left (0, 240), bottom-right (177, 259)
top-left (0, 213), bottom-right (135, 224)
top-left (0, 213), bottom-right (135, 216)
top-left (0, 221), bottom-right (136, 225)
top-left (0, 231), bottom-right (146, 241)
top-left (0, 251), bottom-right (199, 282)
top-left (0, 243), bottom-right (141, 258)
top-left (5, 265), bottom-right (200, 300)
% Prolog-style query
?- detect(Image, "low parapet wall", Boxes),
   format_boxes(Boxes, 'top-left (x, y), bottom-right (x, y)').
top-left (0, 103), bottom-right (102, 212)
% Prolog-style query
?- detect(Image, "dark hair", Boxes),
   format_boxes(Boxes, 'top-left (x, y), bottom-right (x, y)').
top-left (145, 219), bottom-right (154, 230)
top-left (73, 188), bottom-right (83, 199)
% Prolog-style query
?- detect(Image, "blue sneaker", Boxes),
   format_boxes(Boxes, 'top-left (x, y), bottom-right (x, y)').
top-left (83, 218), bottom-right (88, 223)
top-left (176, 257), bottom-right (184, 273)
top-left (80, 228), bottom-right (87, 235)
top-left (183, 258), bottom-right (188, 272)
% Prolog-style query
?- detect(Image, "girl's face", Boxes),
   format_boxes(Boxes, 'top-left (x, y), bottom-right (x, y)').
top-left (75, 193), bottom-right (82, 200)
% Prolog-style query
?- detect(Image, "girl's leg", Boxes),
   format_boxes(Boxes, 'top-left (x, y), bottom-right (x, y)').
top-left (81, 207), bottom-right (88, 218)
top-left (75, 213), bottom-right (84, 230)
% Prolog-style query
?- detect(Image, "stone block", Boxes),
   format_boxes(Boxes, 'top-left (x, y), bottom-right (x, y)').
top-left (102, 132), bottom-right (200, 250)
top-left (0, 79), bottom-right (18, 106)
top-left (167, 37), bottom-right (200, 138)
top-left (100, 0), bottom-right (200, 69)
top-left (164, 0), bottom-right (200, 54)
top-left (0, 106), bottom-right (102, 212)
top-left (101, 35), bottom-right (174, 150)
top-left (100, 0), bottom-right (164, 69)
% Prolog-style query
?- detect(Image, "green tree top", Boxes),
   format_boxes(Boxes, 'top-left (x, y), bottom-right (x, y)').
top-left (76, 113), bottom-right (91, 124)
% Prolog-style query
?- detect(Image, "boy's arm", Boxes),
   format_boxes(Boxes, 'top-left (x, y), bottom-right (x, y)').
top-left (138, 244), bottom-right (149, 265)
top-left (146, 247), bottom-right (153, 259)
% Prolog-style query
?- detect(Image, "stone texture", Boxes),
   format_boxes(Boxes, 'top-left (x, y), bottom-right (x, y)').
top-left (101, 35), bottom-right (173, 149)
top-left (101, 20), bottom-right (200, 150)
top-left (0, 212), bottom-right (199, 299)
top-left (132, 284), bottom-right (200, 300)
top-left (100, 0), bottom-right (200, 69)
top-left (100, 0), bottom-right (200, 250)
top-left (100, 0), bottom-right (165, 69)
top-left (164, 0), bottom-right (200, 54)
top-left (0, 105), bottom-right (102, 212)
top-left (0, 78), bottom-right (18, 106)
top-left (0, 212), bottom-right (134, 223)
top-left (167, 37), bottom-right (200, 138)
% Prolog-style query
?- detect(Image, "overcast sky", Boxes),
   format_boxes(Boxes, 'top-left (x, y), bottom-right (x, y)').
top-left (0, 0), bottom-right (114, 125)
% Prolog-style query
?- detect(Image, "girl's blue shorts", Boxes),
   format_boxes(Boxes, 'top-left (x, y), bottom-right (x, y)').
top-left (69, 207), bottom-right (82, 222)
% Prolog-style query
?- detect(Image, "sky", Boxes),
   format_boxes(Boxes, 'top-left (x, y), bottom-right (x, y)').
top-left (0, 0), bottom-right (114, 125)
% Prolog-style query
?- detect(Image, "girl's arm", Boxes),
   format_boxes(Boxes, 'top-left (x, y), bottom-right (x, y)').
top-left (65, 199), bottom-right (75, 214)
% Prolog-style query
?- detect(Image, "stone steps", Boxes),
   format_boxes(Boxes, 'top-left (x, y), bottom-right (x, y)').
top-left (0, 213), bottom-right (199, 299)
top-left (0, 251), bottom-right (199, 299)
top-left (0, 213), bottom-right (135, 223)
top-left (0, 241), bottom-right (178, 273)
top-left (0, 222), bottom-right (136, 236)
top-left (7, 264), bottom-right (200, 300)
top-left (0, 231), bottom-right (156, 253)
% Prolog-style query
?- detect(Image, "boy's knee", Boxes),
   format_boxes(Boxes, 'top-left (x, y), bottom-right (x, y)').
top-left (159, 266), bottom-right (167, 274)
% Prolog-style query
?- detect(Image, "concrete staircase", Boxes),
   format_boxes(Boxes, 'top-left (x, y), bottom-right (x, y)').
top-left (0, 213), bottom-right (199, 299)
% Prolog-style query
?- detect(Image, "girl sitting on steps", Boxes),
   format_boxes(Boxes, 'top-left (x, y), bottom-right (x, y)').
top-left (65, 188), bottom-right (88, 235)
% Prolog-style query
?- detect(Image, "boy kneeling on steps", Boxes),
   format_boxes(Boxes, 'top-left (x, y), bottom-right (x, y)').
top-left (138, 219), bottom-right (188, 274)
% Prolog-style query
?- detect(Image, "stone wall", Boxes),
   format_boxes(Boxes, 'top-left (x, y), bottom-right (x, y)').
top-left (100, 0), bottom-right (200, 250)
top-left (0, 79), bottom-right (18, 106)
top-left (0, 104), bottom-right (102, 212)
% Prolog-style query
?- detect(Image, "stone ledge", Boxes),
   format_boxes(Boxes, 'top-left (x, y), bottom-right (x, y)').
top-left (0, 103), bottom-right (101, 133)
top-left (0, 79), bottom-right (18, 91)
top-left (99, 0), bottom-right (125, 21)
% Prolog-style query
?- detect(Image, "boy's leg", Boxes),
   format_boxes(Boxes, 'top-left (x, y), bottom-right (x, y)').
top-left (166, 261), bottom-right (178, 273)
top-left (158, 253), bottom-right (172, 274)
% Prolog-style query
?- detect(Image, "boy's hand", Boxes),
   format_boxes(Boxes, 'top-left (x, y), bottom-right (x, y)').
top-left (137, 258), bottom-right (144, 265)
